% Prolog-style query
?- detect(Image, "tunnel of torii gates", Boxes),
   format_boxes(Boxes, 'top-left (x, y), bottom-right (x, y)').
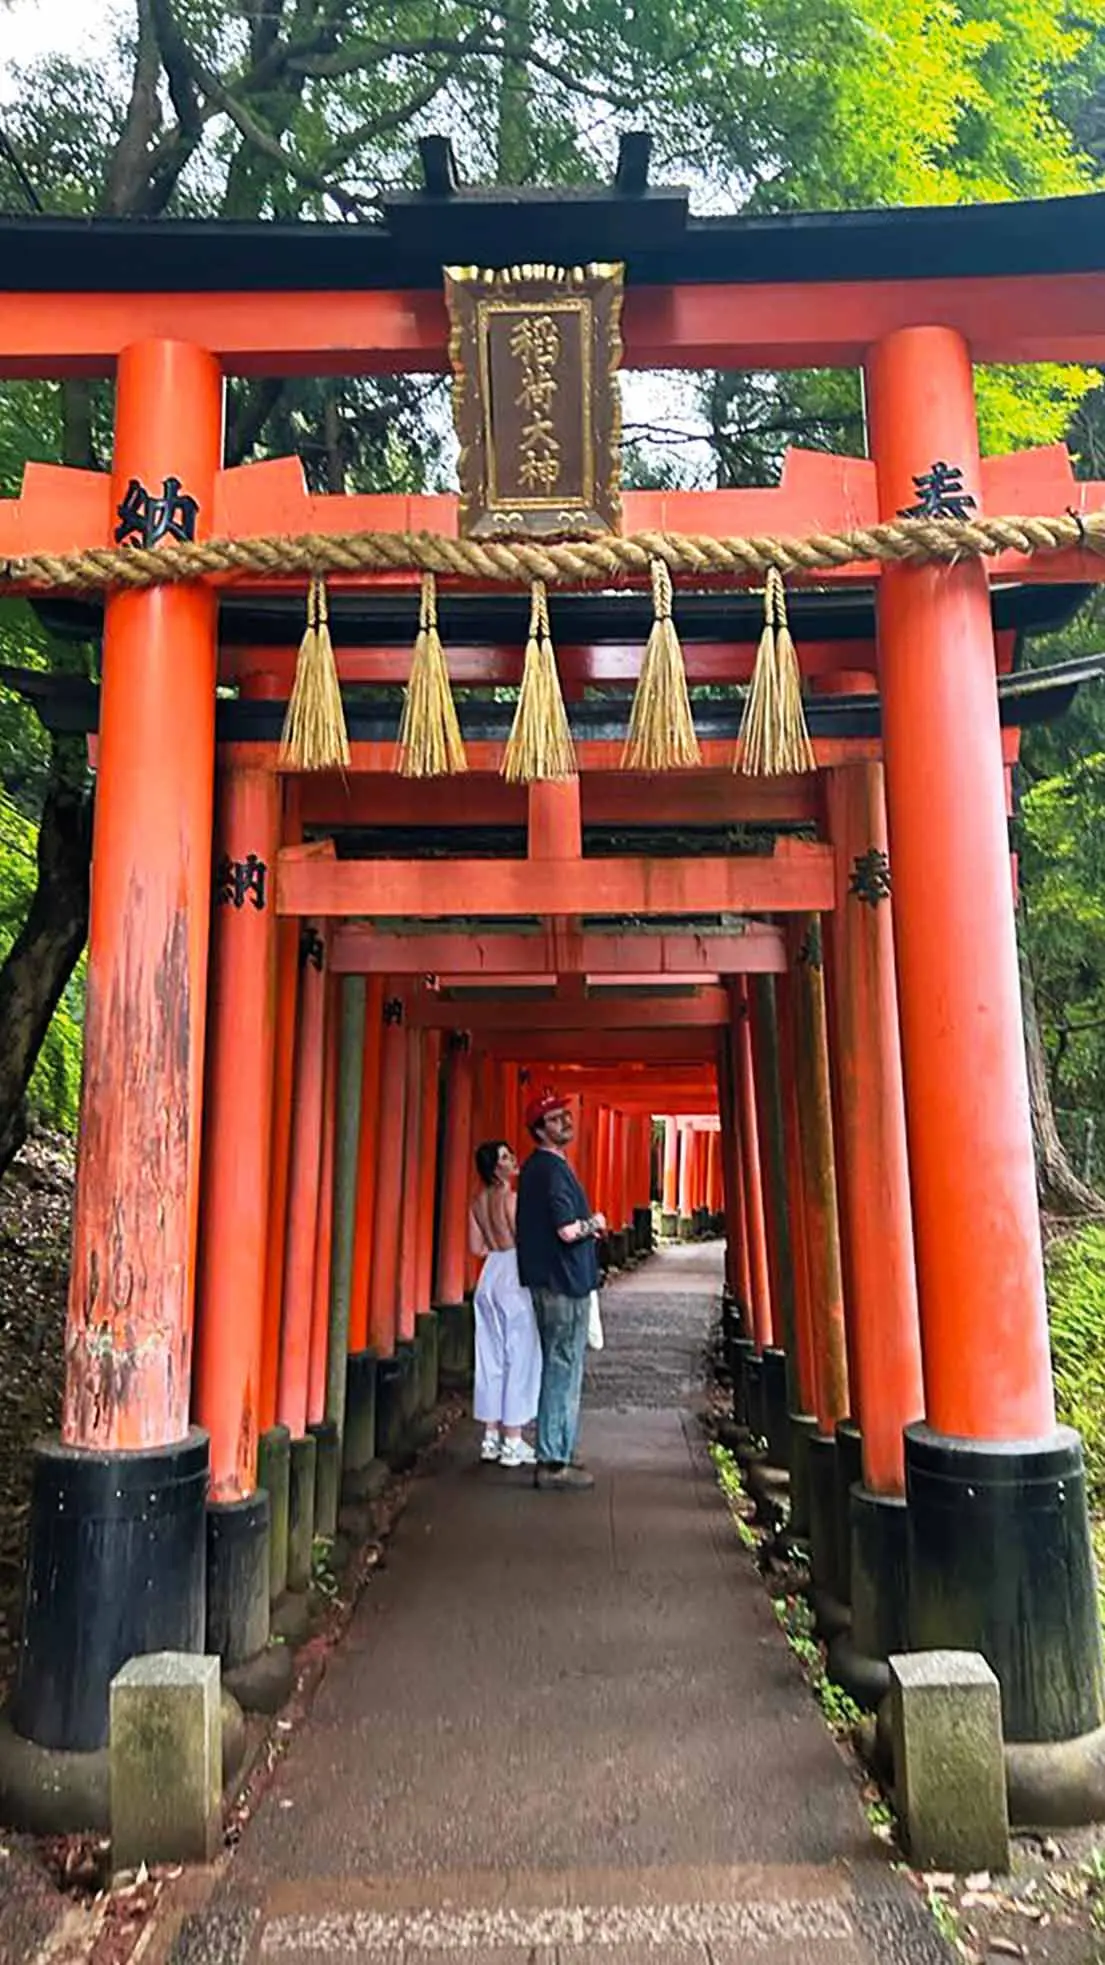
top-left (4, 158), bottom-right (1105, 1834)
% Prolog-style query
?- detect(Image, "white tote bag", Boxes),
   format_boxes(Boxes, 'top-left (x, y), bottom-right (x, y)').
top-left (587, 1290), bottom-right (605, 1351)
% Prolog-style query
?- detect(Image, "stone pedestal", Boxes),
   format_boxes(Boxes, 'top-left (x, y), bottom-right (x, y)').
top-left (110, 1653), bottom-right (222, 1871)
top-left (890, 1650), bottom-right (1009, 1873)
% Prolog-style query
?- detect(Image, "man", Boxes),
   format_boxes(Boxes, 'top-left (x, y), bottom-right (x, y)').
top-left (515, 1089), bottom-right (605, 1492)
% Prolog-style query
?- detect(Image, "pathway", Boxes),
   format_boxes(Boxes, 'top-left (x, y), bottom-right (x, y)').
top-left (168, 1245), bottom-right (946, 1965)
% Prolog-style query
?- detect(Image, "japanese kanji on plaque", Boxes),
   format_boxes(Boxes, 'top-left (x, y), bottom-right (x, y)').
top-left (444, 263), bottom-right (624, 539)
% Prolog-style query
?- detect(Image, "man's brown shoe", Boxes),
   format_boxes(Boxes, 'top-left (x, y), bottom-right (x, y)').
top-left (535, 1463), bottom-right (595, 1492)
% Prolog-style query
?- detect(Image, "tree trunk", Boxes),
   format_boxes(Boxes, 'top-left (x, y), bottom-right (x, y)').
top-left (1019, 930), bottom-right (1105, 1217)
top-left (0, 735), bottom-right (91, 1175)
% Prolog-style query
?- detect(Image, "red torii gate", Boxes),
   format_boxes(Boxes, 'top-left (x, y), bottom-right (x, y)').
top-left (1, 171), bottom-right (1104, 1830)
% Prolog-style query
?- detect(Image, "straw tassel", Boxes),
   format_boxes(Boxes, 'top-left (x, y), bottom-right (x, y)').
top-left (279, 575), bottom-right (350, 772)
top-left (736, 565), bottom-right (816, 776)
top-left (622, 558), bottom-right (701, 772)
top-left (397, 572), bottom-right (467, 778)
top-left (501, 580), bottom-right (577, 784)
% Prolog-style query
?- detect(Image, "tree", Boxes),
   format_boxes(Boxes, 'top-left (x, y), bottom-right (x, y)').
top-left (1, 0), bottom-right (1104, 1173)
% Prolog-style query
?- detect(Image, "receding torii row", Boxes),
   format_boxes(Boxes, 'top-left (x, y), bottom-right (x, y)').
top-left (2, 167), bottom-right (1105, 1831)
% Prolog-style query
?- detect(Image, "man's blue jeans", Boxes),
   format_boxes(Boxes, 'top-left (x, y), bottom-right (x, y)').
top-left (532, 1289), bottom-right (589, 1465)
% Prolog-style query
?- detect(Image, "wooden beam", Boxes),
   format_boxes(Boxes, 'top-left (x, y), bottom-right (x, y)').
top-left (481, 1028), bottom-right (715, 1062)
top-left (298, 771), bottom-right (819, 830)
top-left (6, 274), bottom-right (1105, 377)
top-left (226, 735), bottom-right (881, 773)
top-left (410, 990), bottom-right (728, 1031)
top-left (328, 925), bottom-right (787, 975)
top-left (221, 639), bottom-right (871, 688)
top-left (277, 840), bottom-right (833, 919)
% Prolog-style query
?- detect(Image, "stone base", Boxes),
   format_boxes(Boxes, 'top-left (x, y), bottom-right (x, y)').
top-left (257, 1425), bottom-right (291, 1604)
top-left (206, 1491), bottom-right (270, 1670)
top-left (270, 1592), bottom-right (312, 1647)
top-left (110, 1653), bottom-right (222, 1871)
top-left (660, 1211), bottom-right (678, 1240)
top-left (0, 1690), bottom-right (246, 1837)
top-left (342, 1456), bottom-right (389, 1504)
top-left (906, 1423), bottom-right (1105, 1745)
top-left (826, 1487), bottom-right (909, 1711)
top-left (677, 1215), bottom-right (694, 1242)
top-left (746, 1460), bottom-right (789, 1533)
top-left (1006, 1723), bottom-right (1105, 1827)
top-left (308, 1419), bottom-right (341, 1539)
top-left (224, 1643), bottom-right (297, 1717)
top-left (287, 1435), bottom-right (318, 1594)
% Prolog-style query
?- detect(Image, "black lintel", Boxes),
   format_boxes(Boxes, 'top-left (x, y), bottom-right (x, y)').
top-left (30, 580), bottom-right (1091, 653)
top-left (3, 649), bottom-right (1102, 743)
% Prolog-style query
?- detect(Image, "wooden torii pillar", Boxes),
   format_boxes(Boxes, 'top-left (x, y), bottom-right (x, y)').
top-left (868, 326), bottom-right (1105, 1771)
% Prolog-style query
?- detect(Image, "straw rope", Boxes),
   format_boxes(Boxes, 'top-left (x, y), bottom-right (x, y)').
top-left (2, 508), bottom-right (1103, 595)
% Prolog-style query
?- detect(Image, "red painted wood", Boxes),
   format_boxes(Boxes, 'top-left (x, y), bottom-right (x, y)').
top-left (277, 842), bottom-right (835, 920)
top-left (62, 340), bottom-right (222, 1452)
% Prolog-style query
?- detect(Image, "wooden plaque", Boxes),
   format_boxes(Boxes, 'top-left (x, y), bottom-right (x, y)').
top-left (445, 262), bottom-right (624, 539)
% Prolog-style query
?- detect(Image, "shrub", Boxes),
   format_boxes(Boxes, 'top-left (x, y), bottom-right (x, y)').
top-left (1048, 1224), bottom-right (1105, 1506)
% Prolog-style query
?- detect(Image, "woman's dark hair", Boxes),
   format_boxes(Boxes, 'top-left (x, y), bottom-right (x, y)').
top-left (475, 1139), bottom-right (510, 1186)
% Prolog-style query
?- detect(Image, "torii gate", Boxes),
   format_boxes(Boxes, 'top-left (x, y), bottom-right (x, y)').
top-left (1, 153), bottom-right (1105, 1830)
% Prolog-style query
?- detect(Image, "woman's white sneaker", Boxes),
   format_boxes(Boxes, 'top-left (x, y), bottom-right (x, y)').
top-left (498, 1438), bottom-right (537, 1468)
top-left (479, 1433), bottom-right (502, 1462)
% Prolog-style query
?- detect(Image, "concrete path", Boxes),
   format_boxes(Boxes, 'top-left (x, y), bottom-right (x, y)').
top-left (173, 1245), bottom-right (946, 1965)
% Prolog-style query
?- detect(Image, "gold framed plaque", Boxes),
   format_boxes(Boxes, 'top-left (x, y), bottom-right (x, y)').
top-left (444, 262), bottom-right (624, 539)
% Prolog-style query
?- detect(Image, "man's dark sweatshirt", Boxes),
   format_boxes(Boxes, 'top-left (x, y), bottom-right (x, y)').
top-left (515, 1147), bottom-right (599, 1299)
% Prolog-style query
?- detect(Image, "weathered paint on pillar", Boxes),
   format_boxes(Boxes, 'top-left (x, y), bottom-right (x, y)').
top-left (326, 975), bottom-right (365, 1432)
top-left (348, 975), bottom-right (384, 1353)
top-left (789, 917), bottom-right (849, 1433)
top-left (415, 1030), bottom-right (442, 1316)
top-left (826, 763), bottom-right (924, 1493)
top-left (750, 977), bottom-right (797, 1365)
top-left (369, 993), bottom-right (407, 1356)
top-left (677, 1120), bottom-right (693, 1218)
top-left (435, 1034), bottom-right (475, 1305)
top-left (397, 1026), bottom-right (425, 1343)
top-left (705, 1129), bottom-right (722, 1217)
top-left (63, 340), bottom-right (223, 1451)
top-left (867, 325), bottom-right (1054, 1441)
top-left (261, 784), bottom-right (302, 1432)
top-left (731, 981), bottom-right (772, 1350)
top-left (194, 763), bottom-right (280, 1499)
top-left (662, 1117), bottom-right (678, 1213)
top-left (307, 977), bottom-right (340, 1426)
top-left (277, 924), bottom-right (329, 1439)
top-left (775, 971), bottom-right (818, 1418)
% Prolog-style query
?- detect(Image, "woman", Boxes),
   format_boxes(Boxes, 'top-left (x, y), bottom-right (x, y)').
top-left (469, 1140), bottom-right (542, 1467)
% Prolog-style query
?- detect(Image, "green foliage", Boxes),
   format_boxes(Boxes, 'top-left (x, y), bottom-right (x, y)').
top-left (0, 786), bottom-right (84, 1135)
top-left (1047, 1224), bottom-right (1105, 1506)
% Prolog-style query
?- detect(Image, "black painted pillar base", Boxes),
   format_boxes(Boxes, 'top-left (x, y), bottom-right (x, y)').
top-left (677, 1215), bottom-right (694, 1242)
top-left (661, 1210), bottom-right (678, 1239)
top-left (436, 1298), bottom-right (475, 1391)
top-left (827, 1486), bottom-right (909, 1710)
top-left (736, 1353), bottom-right (766, 1464)
top-left (807, 1431), bottom-right (850, 1636)
top-left (761, 1348), bottom-right (791, 1470)
top-left (375, 1354), bottom-right (406, 1468)
top-left (906, 1422), bottom-right (1105, 1746)
top-left (258, 1424), bottom-right (291, 1604)
top-left (788, 1412), bottom-right (819, 1545)
top-left (729, 1334), bottom-right (756, 1433)
top-left (397, 1339), bottom-right (422, 1460)
top-left (834, 1419), bottom-right (864, 1607)
top-left (633, 1206), bottom-right (653, 1254)
top-left (417, 1310), bottom-right (440, 1425)
top-left (11, 1429), bottom-right (208, 1754)
top-left (308, 1419), bottom-right (341, 1539)
top-left (207, 1490), bottom-right (270, 1670)
top-left (286, 1433), bottom-right (318, 1593)
top-left (341, 1352), bottom-right (388, 1501)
